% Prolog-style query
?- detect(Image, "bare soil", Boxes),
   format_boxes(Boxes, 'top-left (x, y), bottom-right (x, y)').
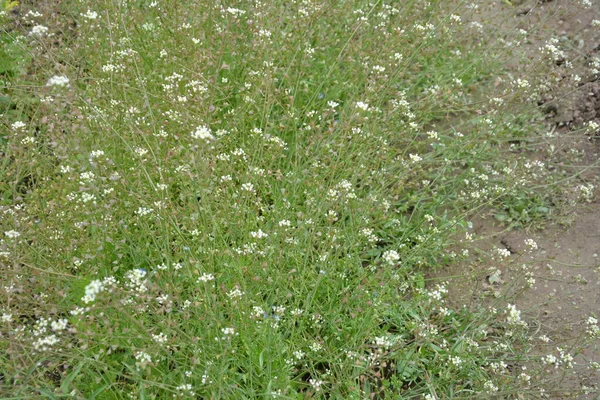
top-left (438, 0), bottom-right (600, 398)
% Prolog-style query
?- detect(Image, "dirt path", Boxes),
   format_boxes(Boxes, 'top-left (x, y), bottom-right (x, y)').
top-left (474, 207), bottom-right (600, 397)
top-left (440, 0), bottom-right (600, 397)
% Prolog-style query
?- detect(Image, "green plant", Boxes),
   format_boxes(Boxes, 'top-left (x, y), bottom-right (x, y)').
top-left (1, 0), bottom-right (598, 398)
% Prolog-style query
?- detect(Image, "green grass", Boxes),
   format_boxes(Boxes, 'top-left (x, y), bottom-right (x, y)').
top-left (1, 0), bottom-right (599, 398)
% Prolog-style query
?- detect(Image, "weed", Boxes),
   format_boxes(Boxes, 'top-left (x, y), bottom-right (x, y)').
top-left (1, 0), bottom-right (599, 398)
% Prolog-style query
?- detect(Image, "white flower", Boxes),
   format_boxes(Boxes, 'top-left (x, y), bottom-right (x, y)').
top-left (11, 121), bottom-right (26, 130)
top-left (524, 238), bottom-right (538, 251)
top-left (4, 230), bottom-right (20, 239)
top-left (134, 147), bottom-right (148, 157)
top-left (506, 304), bottom-right (525, 326)
top-left (197, 273), bottom-right (215, 282)
top-left (309, 378), bottom-right (324, 392)
top-left (496, 248), bottom-right (511, 259)
top-left (89, 150), bottom-right (104, 159)
top-left (241, 182), bottom-right (255, 192)
top-left (191, 125), bottom-right (214, 141)
top-left (355, 101), bottom-right (369, 111)
top-left (82, 279), bottom-right (104, 304)
top-left (125, 269), bottom-right (148, 293)
top-left (382, 250), bottom-right (400, 265)
top-left (483, 381), bottom-right (498, 393)
top-left (542, 354), bottom-right (558, 367)
top-left (51, 319), bottom-right (68, 331)
top-left (136, 207), bottom-right (153, 216)
top-left (227, 288), bottom-right (244, 299)
top-left (515, 78), bottom-right (530, 89)
top-left (135, 352), bottom-right (152, 369)
top-left (221, 327), bottom-right (236, 336)
top-left (30, 25), bottom-right (49, 37)
top-left (175, 384), bottom-right (195, 396)
top-left (293, 350), bottom-right (305, 360)
top-left (586, 121), bottom-right (599, 134)
top-left (586, 316), bottom-right (600, 338)
top-left (82, 10), bottom-right (98, 19)
top-left (250, 229), bottom-right (268, 239)
top-left (226, 7), bottom-right (246, 16)
top-left (309, 342), bottom-right (322, 352)
top-left (33, 334), bottom-right (60, 351)
top-left (409, 153), bottom-right (422, 163)
top-left (46, 75), bottom-right (70, 87)
top-left (152, 332), bottom-right (168, 344)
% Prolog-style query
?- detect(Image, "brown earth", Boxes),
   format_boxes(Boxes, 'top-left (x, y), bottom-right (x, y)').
top-left (436, 0), bottom-right (600, 398)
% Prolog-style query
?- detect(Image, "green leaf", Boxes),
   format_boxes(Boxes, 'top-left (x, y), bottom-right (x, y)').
top-left (60, 360), bottom-right (86, 392)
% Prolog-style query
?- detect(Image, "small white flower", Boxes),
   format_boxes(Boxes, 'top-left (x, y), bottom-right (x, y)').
top-left (197, 273), bottom-right (215, 282)
top-left (524, 238), bottom-right (538, 251)
top-left (89, 150), bottom-right (105, 159)
top-left (46, 75), bottom-right (70, 87)
top-left (496, 248), bottom-right (511, 259)
top-left (250, 229), bottom-right (268, 239)
top-left (11, 121), bottom-right (26, 130)
top-left (515, 78), bottom-right (530, 89)
top-left (226, 7), bottom-right (246, 16)
top-left (355, 101), bottom-right (369, 111)
top-left (382, 250), bottom-right (400, 265)
top-left (290, 308), bottom-right (304, 316)
top-left (309, 378), bottom-right (325, 392)
top-left (293, 350), bottom-right (305, 360)
top-left (191, 125), bottom-right (214, 141)
top-left (4, 230), bottom-right (20, 239)
top-left (30, 25), bottom-right (49, 37)
top-left (82, 279), bottom-right (104, 304)
top-left (134, 147), bottom-right (148, 157)
top-left (156, 263), bottom-right (168, 271)
top-left (152, 332), bottom-right (168, 344)
top-left (51, 319), bottom-right (68, 331)
top-left (506, 304), bottom-right (525, 326)
top-left (409, 153), bottom-right (422, 163)
top-left (175, 383), bottom-right (195, 396)
top-left (227, 288), bottom-right (244, 299)
top-left (586, 316), bottom-right (600, 338)
top-left (136, 207), bottom-right (153, 216)
top-left (542, 354), bottom-right (558, 367)
top-left (221, 327), bottom-right (236, 336)
top-left (483, 381), bottom-right (498, 393)
top-left (135, 352), bottom-right (152, 369)
top-left (309, 342), bottom-right (322, 352)
top-left (82, 10), bottom-right (98, 20)
top-left (33, 334), bottom-right (60, 351)
top-left (241, 182), bottom-right (255, 192)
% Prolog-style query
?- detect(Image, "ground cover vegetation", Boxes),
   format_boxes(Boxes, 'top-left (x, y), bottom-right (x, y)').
top-left (1, 0), bottom-right (600, 398)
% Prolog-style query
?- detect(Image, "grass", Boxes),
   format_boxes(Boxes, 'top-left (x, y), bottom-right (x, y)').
top-left (1, 0), bottom-right (599, 398)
